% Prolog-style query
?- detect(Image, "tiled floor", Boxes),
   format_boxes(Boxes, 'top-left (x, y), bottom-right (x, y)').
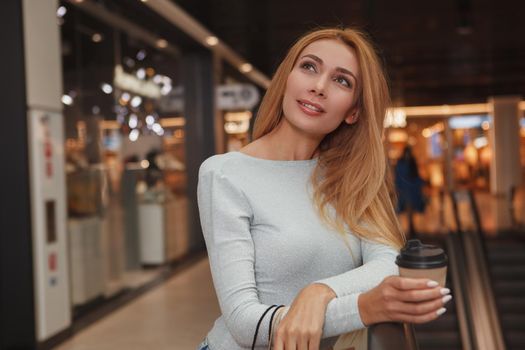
top-left (56, 258), bottom-right (220, 350)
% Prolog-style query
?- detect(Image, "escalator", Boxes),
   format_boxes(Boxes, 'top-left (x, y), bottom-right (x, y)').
top-left (484, 234), bottom-right (525, 349)
top-left (411, 190), bottom-right (500, 350)
top-left (468, 190), bottom-right (525, 350)
top-left (369, 189), bottom-right (525, 350)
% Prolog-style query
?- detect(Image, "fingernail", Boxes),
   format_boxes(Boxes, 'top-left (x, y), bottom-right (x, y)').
top-left (427, 280), bottom-right (439, 288)
top-left (442, 295), bottom-right (453, 304)
top-left (440, 288), bottom-right (450, 295)
top-left (436, 307), bottom-right (447, 316)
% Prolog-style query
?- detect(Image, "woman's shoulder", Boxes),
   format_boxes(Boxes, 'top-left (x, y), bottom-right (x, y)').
top-left (199, 151), bottom-right (246, 178)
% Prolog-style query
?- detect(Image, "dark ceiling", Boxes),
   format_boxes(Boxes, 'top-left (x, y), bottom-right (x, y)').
top-left (172, 0), bottom-right (525, 107)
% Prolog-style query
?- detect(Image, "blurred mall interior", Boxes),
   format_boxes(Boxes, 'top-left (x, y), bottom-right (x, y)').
top-left (1, 0), bottom-right (525, 349)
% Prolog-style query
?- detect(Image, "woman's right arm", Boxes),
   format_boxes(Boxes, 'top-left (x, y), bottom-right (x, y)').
top-left (198, 160), bottom-right (277, 347)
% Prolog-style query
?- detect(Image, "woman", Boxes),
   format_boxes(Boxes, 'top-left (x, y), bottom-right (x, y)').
top-left (197, 27), bottom-right (451, 350)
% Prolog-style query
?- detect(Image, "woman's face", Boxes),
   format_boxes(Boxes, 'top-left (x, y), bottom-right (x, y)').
top-left (282, 39), bottom-right (360, 137)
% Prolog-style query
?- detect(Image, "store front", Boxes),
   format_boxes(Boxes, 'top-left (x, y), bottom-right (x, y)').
top-left (57, 0), bottom-right (212, 322)
top-left (1, 1), bottom-right (260, 348)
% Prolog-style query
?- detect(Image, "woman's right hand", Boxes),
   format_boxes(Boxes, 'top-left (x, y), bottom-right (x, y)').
top-left (357, 276), bottom-right (452, 325)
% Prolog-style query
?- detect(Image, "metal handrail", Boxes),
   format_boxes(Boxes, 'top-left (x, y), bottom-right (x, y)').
top-left (448, 189), bottom-right (506, 349)
top-left (367, 322), bottom-right (418, 350)
top-left (465, 190), bottom-right (506, 350)
top-left (449, 190), bottom-right (462, 233)
top-left (446, 233), bottom-right (476, 350)
top-left (447, 191), bottom-right (477, 350)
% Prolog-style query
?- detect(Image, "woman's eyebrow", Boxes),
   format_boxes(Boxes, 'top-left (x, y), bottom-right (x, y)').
top-left (300, 54), bottom-right (357, 82)
top-left (301, 54), bottom-right (324, 65)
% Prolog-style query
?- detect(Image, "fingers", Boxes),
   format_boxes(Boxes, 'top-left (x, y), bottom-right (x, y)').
top-left (309, 333), bottom-right (321, 350)
top-left (285, 337), bottom-right (296, 350)
top-left (397, 286), bottom-right (451, 302)
top-left (378, 277), bottom-right (453, 325)
top-left (397, 307), bottom-right (448, 324)
top-left (389, 295), bottom-right (453, 315)
top-left (297, 336), bottom-right (307, 350)
top-left (273, 327), bottom-right (321, 350)
top-left (387, 276), bottom-right (441, 291)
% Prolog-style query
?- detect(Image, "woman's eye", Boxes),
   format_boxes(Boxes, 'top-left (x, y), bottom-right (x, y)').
top-left (300, 62), bottom-right (316, 72)
top-left (335, 76), bottom-right (351, 88)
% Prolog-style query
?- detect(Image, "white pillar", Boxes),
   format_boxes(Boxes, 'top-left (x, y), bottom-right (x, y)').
top-left (488, 96), bottom-right (522, 196)
top-left (22, 0), bottom-right (71, 341)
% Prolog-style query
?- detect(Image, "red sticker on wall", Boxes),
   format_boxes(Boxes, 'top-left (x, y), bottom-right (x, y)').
top-left (48, 253), bottom-right (57, 271)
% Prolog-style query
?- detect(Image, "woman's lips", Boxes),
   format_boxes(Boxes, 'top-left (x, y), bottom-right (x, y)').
top-left (297, 100), bottom-right (325, 116)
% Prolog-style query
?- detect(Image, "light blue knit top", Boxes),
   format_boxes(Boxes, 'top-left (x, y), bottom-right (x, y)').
top-left (197, 151), bottom-right (399, 350)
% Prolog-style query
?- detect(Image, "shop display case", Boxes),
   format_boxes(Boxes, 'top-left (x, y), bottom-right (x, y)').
top-left (68, 216), bottom-right (104, 305)
top-left (138, 188), bottom-right (182, 265)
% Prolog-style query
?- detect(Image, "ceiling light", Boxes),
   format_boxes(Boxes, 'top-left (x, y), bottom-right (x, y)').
top-left (128, 114), bottom-right (138, 129)
top-left (156, 39), bottom-right (168, 49)
top-left (205, 36), bottom-right (219, 46)
top-left (152, 123), bottom-right (164, 136)
top-left (239, 63), bottom-right (253, 73)
top-left (61, 94), bottom-right (73, 106)
top-left (130, 96), bottom-right (142, 108)
top-left (153, 75), bottom-right (163, 84)
top-left (101, 83), bottom-right (113, 94)
top-left (160, 84), bottom-right (172, 96)
top-left (92, 33), bottom-right (103, 43)
top-left (136, 49), bottom-right (147, 61)
top-left (129, 129), bottom-right (139, 142)
top-left (146, 115), bottom-right (155, 125)
top-left (57, 6), bottom-right (67, 18)
top-left (136, 68), bottom-right (146, 79)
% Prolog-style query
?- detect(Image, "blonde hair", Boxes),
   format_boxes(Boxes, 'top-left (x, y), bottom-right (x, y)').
top-left (252, 27), bottom-right (405, 250)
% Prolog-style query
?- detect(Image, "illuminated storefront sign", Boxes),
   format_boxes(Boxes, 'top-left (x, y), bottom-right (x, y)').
top-left (113, 65), bottom-right (161, 99)
top-left (384, 108), bottom-right (407, 128)
top-left (449, 115), bottom-right (488, 129)
top-left (224, 111), bottom-right (252, 134)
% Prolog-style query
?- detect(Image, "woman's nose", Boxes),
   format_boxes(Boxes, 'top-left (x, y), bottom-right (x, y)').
top-left (309, 75), bottom-right (328, 97)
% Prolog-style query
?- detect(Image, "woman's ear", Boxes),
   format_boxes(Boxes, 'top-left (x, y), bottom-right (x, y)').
top-left (345, 111), bottom-right (358, 125)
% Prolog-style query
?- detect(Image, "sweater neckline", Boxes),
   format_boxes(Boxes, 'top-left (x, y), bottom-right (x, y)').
top-left (231, 151), bottom-right (318, 166)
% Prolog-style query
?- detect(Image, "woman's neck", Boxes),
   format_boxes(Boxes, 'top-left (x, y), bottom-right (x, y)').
top-left (259, 120), bottom-right (322, 161)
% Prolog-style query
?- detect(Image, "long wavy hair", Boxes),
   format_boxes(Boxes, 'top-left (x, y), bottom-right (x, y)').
top-left (252, 27), bottom-right (405, 250)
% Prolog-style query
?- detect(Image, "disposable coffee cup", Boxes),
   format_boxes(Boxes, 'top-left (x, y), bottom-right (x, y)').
top-left (395, 239), bottom-right (448, 287)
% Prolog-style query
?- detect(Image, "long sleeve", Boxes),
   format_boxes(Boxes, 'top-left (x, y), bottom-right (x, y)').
top-left (197, 161), bottom-right (366, 348)
top-left (313, 237), bottom-right (400, 298)
top-left (198, 162), bottom-right (270, 347)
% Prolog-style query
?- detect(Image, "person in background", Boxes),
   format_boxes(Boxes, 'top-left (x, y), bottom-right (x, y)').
top-left (145, 149), bottom-right (163, 188)
top-left (395, 146), bottom-right (426, 237)
top-left (197, 27), bottom-right (451, 350)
